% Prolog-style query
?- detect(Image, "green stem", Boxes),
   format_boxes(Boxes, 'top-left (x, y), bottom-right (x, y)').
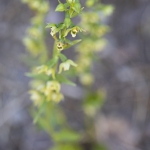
top-left (52, 41), bottom-right (59, 79)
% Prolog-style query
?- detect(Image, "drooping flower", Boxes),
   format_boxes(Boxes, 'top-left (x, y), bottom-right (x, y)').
top-left (71, 27), bottom-right (78, 37)
top-left (50, 26), bottom-right (57, 36)
top-left (46, 23), bottom-right (58, 36)
top-left (70, 26), bottom-right (85, 37)
top-left (47, 91), bottom-right (64, 102)
top-left (44, 80), bottom-right (61, 96)
top-left (29, 90), bottom-right (42, 106)
top-left (36, 65), bottom-right (55, 77)
top-left (59, 59), bottom-right (77, 73)
top-left (36, 65), bottom-right (48, 74)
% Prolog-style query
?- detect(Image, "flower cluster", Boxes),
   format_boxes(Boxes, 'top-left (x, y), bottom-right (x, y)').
top-left (24, 0), bottom-right (84, 104)
top-left (75, 0), bottom-right (113, 86)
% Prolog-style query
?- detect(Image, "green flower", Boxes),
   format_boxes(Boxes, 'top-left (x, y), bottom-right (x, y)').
top-left (36, 65), bottom-right (55, 77)
top-left (29, 90), bottom-right (42, 106)
top-left (46, 24), bottom-right (58, 36)
top-left (47, 91), bottom-right (64, 102)
top-left (70, 26), bottom-right (85, 37)
top-left (71, 27), bottom-right (78, 37)
top-left (50, 26), bottom-right (58, 36)
top-left (44, 81), bottom-right (61, 95)
top-left (57, 42), bottom-right (64, 51)
top-left (36, 65), bottom-right (48, 74)
top-left (59, 59), bottom-right (77, 73)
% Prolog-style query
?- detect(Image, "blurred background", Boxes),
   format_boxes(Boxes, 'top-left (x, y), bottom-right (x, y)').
top-left (0, 0), bottom-right (150, 150)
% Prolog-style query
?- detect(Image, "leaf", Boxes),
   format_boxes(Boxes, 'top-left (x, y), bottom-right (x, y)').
top-left (67, 39), bottom-right (81, 45)
top-left (53, 129), bottom-right (81, 142)
top-left (71, 39), bottom-right (82, 45)
top-left (45, 23), bottom-right (56, 28)
top-left (56, 74), bottom-right (76, 86)
top-left (47, 57), bottom-right (58, 68)
top-left (72, 2), bottom-right (81, 13)
top-left (63, 39), bottom-right (81, 50)
top-left (33, 100), bottom-right (47, 124)
top-left (57, 23), bottom-right (65, 29)
top-left (55, 3), bottom-right (66, 12)
top-left (25, 72), bottom-right (49, 80)
top-left (69, 8), bottom-right (74, 18)
top-left (64, 17), bottom-right (72, 28)
top-left (59, 53), bottom-right (67, 62)
top-left (63, 29), bottom-right (71, 37)
top-left (64, 3), bottom-right (70, 8)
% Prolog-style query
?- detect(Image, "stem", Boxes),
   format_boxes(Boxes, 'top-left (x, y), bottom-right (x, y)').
top-left (52, 41), bottom-right (59, 79)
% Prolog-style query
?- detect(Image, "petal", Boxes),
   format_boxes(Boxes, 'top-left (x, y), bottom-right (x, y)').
top-left (67, 60), bottom-right (77, 67)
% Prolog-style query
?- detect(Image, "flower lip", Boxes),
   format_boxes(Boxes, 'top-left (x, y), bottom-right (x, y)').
top-left (57, 42), bottom-right (64, 51)
top-left (71, 28), bottom-right (78, 37)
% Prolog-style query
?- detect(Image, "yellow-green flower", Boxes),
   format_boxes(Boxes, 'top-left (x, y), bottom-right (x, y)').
top-left (44, 81), bottom-right (61, 96)
top-left (57, 42), bottom-right (64, 51)
top-left (59, 59), bottom-right (77, 73)
top-left (71, 27), bottom-right (79, 37)
top-left (50, 26), bottom-right (57, 36)
top-left (46, 23), bottom-right (59, 36)
top-left (36, 65), bottom-right (48, 74)
top-left (45, 68), bottom-right (55, 78)
top-left (29, 90), bottom-right (42, 106)
top-left (70, 26), bottom-right (85, 37)
top-left (36, 65), bottom-right (55, 77)
top-left (47, 91), bottom-right (64, 102)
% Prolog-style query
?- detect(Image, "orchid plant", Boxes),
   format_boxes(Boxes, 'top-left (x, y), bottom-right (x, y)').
top-left (22, 0), bottom-right (113, 149)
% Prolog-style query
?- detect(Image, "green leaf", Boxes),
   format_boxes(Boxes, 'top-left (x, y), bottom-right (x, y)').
top-left (59, 53), bottom-right (68, 62)
top-left (56, 74), bottom-right (76, 86)
top-left (71, 39), bottom-right (82, 45)
top-left (66, 38), bottom-right (81, 45)
top-left (63, 39), bottom-right (81, 50)
top-left (53, 129), bottom-right (81, 142)
top-left (33, 100), bottom-right (47, 124)
top-left (25, 72), bottom-right (49, 80)
top-left (36, 115), bottom-right (51, 132)
top-left (47, 57), bottom-right (58, 68)
top-left (64, 17), bottom-right (72, 28)
top-left (63, 29), bottom-right (71, 37)
top-left (55, 3), bottom-right (66, 12)
top-left (69, 8), bottom-right (74, 18)
top-left (45, 23), bottom-right (56, 28)
top-left (64, 3), bottom-right (70, 8)
top-left (57, 23), bottom-right (65, 29)
top-left (72, 2), bottom-right (81, 13)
